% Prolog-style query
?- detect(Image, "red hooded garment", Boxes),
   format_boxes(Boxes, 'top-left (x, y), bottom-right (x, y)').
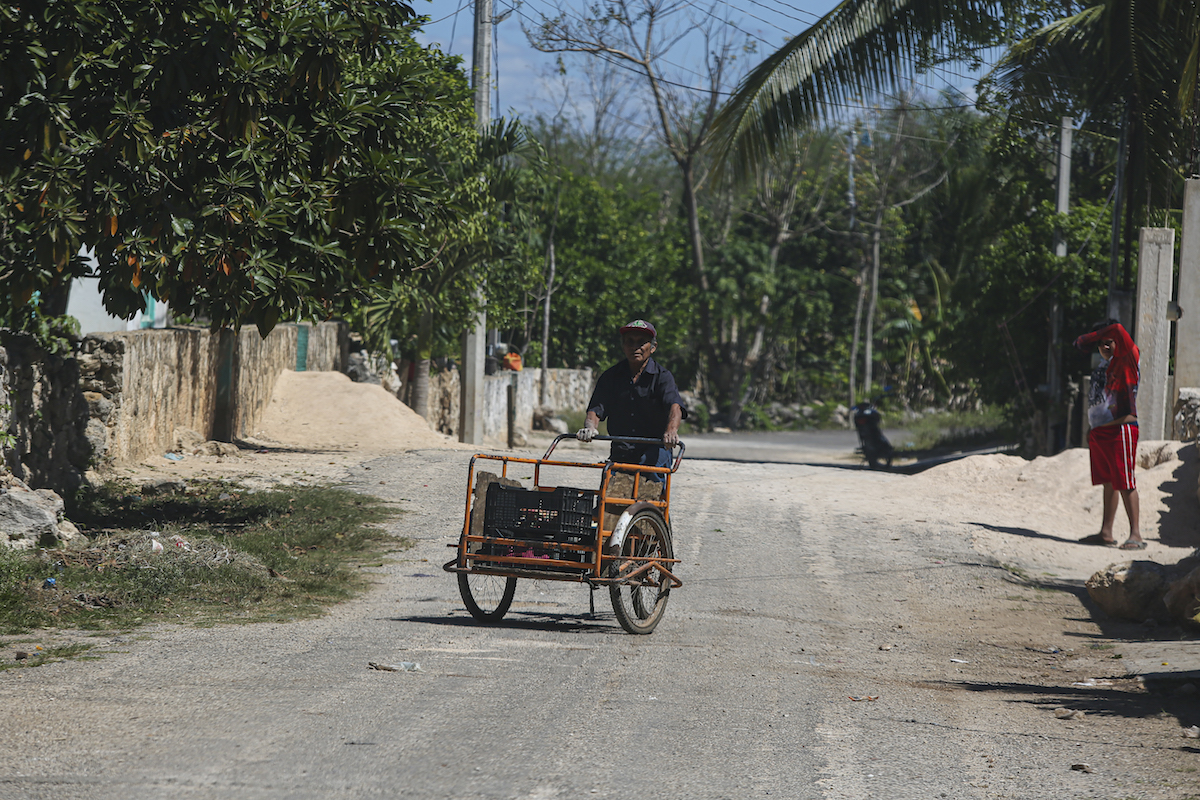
top-left (1073, 322), bottom-right (1139, 427)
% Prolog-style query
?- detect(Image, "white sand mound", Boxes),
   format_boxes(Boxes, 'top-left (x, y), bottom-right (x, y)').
top-left (903, 440), bottom-right (1199, 581)
top-left (257, 370), bottom-right (454, 452)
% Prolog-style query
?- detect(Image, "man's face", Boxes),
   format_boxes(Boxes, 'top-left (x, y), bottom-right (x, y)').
top-left (622, 332), bottom-right (655, 369)
top-left (1098, 338), bottom-right (1115, 360)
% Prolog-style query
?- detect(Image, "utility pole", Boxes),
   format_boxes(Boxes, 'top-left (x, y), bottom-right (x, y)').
top-left (1108, 106), bottom-right (1132, 326)
top-left (1053, 116), bottom-right (1072, 257)
top-left (1046, 116), bottom-right (1071, 452)
top-left (460, 0), bottom-right (492, 445)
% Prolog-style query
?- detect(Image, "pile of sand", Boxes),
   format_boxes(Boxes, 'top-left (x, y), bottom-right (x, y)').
top-left (255, 370), bottom-right (454, 452)
top-left (113, 370), bottom-right (461, 489)
top-left (906, 440), bottom-right (1199, 581)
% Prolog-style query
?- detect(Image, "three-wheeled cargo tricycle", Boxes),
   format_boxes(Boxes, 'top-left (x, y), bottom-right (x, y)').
top-left (443, 435), bottom-right (684, 634)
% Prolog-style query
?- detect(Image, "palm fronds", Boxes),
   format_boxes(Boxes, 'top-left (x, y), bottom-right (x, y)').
top-left (709, 0), bottom-right (1026, 183)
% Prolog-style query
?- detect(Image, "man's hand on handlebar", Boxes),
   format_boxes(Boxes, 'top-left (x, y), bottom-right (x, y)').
top-left (663, 430), bottom-right (680, 447)
top-left (576, 426), bottom-right (598, 443)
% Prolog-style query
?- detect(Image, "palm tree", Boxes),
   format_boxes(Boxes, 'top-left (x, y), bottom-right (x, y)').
top-left (710, 0), bottom-right (1199, 193)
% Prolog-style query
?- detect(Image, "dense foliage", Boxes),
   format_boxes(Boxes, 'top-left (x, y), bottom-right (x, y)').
top-left (0, 0), bottom-right (472, 333)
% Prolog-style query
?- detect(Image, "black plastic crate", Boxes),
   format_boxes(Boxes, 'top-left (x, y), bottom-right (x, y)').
top-left (483, 485), bottom-right (595, 544)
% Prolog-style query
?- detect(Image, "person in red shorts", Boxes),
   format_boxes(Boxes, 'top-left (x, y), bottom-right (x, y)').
top-left (1074, 320), bottom-right (1145, 549)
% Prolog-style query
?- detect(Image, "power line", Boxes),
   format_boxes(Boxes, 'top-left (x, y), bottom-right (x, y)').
top-left (425, 0), bottom-right (470, 27)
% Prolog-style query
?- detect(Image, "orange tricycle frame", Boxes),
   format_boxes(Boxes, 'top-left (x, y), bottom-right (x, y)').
top-left (442, 434), bottom-right (684, 592)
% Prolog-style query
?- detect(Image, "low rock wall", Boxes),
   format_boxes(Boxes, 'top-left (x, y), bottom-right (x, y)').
top-left (391, 364), bottom-right (593, 439)
top-left (0, 332), bottom-right (91, 492)
top-left (81, 322), bottom-right (346, 466)
top-left (481, 368), bottom-right (593, 439)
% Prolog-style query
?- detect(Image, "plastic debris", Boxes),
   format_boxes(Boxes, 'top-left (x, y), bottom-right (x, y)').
top-left (1054, 708), bottom-right (1085, 720)
top-left (950, 658), bottom-right (969, 664)
top-left (1070, 763), bottom-right (1094, 773)
top-left (42, 578), bottom-right (56, 589)
top-left (848, 695), bottom-right (879, 701)
top-left (368, 661), bottom-right (423, 673)
top-left (878, 644), bottom-right (895, 651)
top-left (151, 540), bottom-right (164, 553)
top-left (1071, 679), bottom-right (1113, 687)
top-left (1184, 726), bottom-right (1200, 739)
top-left (163, 452), bottom-right (184, 461)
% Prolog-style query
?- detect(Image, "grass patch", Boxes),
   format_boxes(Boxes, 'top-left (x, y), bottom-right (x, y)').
top-left (0, 481), bottom-right (405, 634)
top-left (0, 643), bottom-right (95, 670)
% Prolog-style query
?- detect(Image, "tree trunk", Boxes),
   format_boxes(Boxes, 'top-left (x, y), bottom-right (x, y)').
top-left (680, 160), bottom-right (718, 399)
top-left (864, 224), bottom-right (882, 397)
top-left (729, 224), bottom-right (786, 428)
top-left (412, 309), bottom-right (434, 421)
top-left (539, 229), bottom-right (556, 406)
top-left (848, 261), bottom-right (869, 415)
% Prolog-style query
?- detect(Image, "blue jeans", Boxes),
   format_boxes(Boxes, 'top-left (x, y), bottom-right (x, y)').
top-left (611, 445), bottom-right (672, 482)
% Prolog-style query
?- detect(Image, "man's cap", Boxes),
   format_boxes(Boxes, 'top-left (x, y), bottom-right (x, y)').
top-left (618, 319), bottom-right (656, 338)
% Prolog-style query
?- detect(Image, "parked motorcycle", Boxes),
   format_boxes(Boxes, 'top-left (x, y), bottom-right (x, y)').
top-left (852, 401), bottom-right (894, 470)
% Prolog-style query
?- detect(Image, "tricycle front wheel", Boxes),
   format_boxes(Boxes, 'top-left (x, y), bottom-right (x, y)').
top-left (459, 572), bottom-right (517, 622)
top-left (608, 507), bottom-right (673, 634)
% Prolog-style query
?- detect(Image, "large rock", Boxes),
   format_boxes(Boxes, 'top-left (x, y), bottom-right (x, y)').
top-left (1086, 561), bottom-right (1172, 621)
top-left (532, 405), bottom-right (569, 434)
top-left (1164, 565), bottom-right (1200, 628)
top-left (1175, 387), bottom-right (1200, 441)
top-left (1087, 551), bottom-right (1200, 625)
top-left (0, 478), bottom-right (66, 549)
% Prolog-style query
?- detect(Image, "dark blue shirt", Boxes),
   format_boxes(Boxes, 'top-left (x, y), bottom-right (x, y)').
top-left (588, 357), bottom-right (688, 459)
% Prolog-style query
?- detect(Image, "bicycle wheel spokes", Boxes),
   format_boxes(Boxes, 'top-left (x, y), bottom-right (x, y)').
top-left (459, 571), bottom-right (516, 622)
top-left (609, 508), bottom-right (673, 634)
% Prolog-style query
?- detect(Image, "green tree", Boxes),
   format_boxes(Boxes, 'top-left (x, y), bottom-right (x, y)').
top-left (0, 0), bottom-right (471, 334)
top-left (360, 118), bottom-right (545, 419)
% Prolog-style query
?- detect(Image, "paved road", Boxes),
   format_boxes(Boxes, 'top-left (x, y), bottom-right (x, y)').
top-left (0, 444), bottom-right (1193, 799)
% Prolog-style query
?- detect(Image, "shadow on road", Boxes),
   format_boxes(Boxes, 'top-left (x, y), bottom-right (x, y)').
top-left (389, 612), bottom-right (626, 635)
top-left (937, 679), bottom-right (1200, 735)
top-left (1154, 442), bottom-right (1200, 549)
top-left (966, 521), bottom-right (1084, 546)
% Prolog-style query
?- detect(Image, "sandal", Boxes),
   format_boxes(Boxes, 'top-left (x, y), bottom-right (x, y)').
top-left (1079, 533), bottom-right (1117, 547)
top-left (1119, 539), bottom-right (1147, 550)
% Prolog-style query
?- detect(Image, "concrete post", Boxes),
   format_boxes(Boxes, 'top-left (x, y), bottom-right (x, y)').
top-left (1174, 179), bottom-right (1200, 398)
top-left (1134, 227), bottom-right (1176, 439)
top-left (460, 0), bottom-right (493, 446)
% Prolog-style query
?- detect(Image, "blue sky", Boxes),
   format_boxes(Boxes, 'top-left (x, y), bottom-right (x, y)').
top-left (414, 0), bottom-right (837, 118)
top-left (412, 1), bottom-right (988, 123)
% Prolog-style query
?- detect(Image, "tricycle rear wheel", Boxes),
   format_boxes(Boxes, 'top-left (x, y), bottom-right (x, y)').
top-left (608, 507), bottom-right (673, 634)
top-left (459, 572), bottom-right (517, 622)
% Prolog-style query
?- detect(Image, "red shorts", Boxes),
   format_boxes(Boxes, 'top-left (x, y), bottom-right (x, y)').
top-left (1088, 423), bottom-right (1138, 490)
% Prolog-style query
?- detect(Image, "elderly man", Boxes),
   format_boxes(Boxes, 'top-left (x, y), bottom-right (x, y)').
top-left (576, 319), bottom-right (687, 479)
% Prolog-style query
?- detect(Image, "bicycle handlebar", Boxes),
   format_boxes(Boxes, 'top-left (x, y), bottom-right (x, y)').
top-left (541, 433), bottom-right (685, 472)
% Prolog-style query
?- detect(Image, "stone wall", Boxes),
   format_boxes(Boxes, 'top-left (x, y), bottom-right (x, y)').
top-left (81, 322), bottom-right (345, 466)
top-left (390, 364), bottom-right (593, 439)
top-left (0, 332), bottom-right (91, 492)
top-left (230, 323), bottom-right (345, 440)
top-left (79, 329), bottom-right (224, 467)
top-left (481, 368), bottom-right (594, 439)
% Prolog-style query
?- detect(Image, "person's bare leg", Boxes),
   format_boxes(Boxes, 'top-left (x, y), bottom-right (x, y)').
top-left (1119, 488), bottom-right (1142, 544)
top-left (1099, 483), bottom-right (1118, 542)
